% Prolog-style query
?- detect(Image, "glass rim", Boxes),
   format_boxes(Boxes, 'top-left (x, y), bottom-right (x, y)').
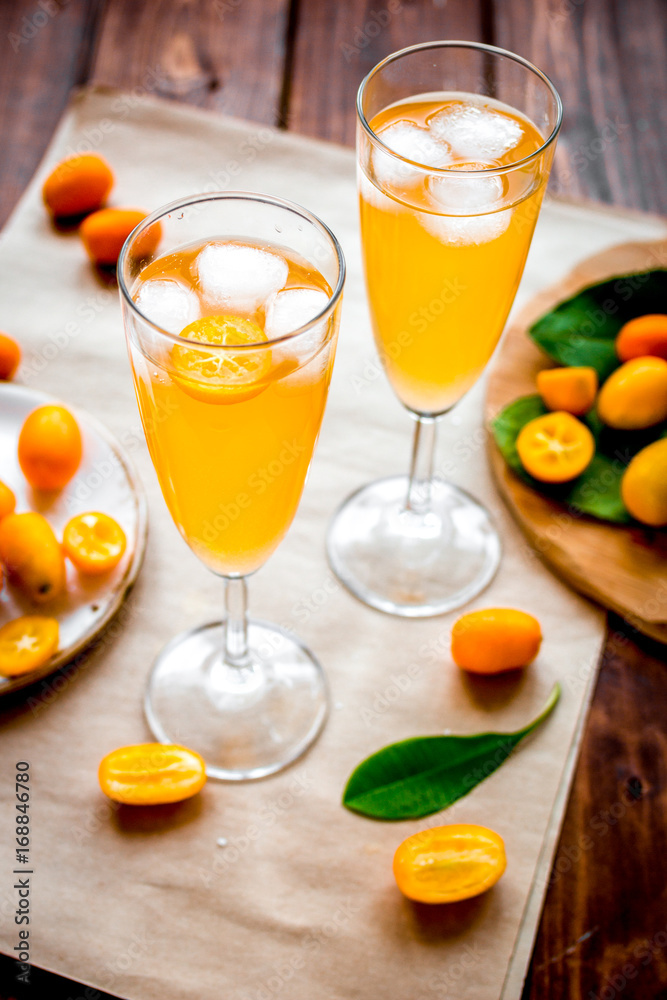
top-left (117, 191), bottom-right (346, 351)
top-left (356, 39), bottom-right (563, 177)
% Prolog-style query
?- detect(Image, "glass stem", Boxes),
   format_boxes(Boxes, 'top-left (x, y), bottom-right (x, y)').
top-left (406, 416), bottom-right (437, 515)
top-left (223, 577), bottom-right (250, 667)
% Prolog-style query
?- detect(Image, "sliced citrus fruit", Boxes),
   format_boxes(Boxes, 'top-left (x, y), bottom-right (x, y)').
top-left (0, 615), bottom-right (59, 677)
top-left (63, 512), bottom-right (127, 575)
top-left (516, 411), bottom-right (595, 483)
top-left (393, 824), bottom-right (507, 904)
top-left (171, 315), bottom-right (271, 404)
top-left (98, 743), bottom-right (207, 805)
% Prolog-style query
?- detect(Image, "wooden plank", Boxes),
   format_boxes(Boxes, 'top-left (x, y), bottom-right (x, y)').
top-left (492, 0), bottom-right (667, 212)
top-left (90, 0), bottom-right (290, 125)
top-left (524, 617), bottom-right (667, 1000)
top-left (287, 0), bottom-right (488, 145)
top-left (0, 0), bottom-right (106, 228)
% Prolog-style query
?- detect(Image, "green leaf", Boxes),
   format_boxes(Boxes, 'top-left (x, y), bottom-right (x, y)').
top-left (529, 269), bottom-right (667, 380)
top-left (491, 395), bottom-right (632, 524)
top-left (343, 684), bottom-right (560, 821)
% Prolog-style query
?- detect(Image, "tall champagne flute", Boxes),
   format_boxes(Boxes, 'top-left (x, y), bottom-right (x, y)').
top-left (119, 193), bottom-right (345, 780)
top-left (328, 41), bottom-right (562, 616)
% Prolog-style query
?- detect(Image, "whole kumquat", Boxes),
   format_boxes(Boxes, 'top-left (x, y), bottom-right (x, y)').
top-left (517, 411), bottom-right (595, 483)
top-left (0, 481), bottom-right (16, 520)
top-left (0, 615), bottom-right (59, 677)
top-left (18, 404), bottom-right (82, 491)
top-left (536, 366), bottom-right (598, 416)
top-left (616, 314), bottom-right (667, 362)
top-left (393, 824), bottom-right (507, 904)
top-left (80, 208), bottom-right (158, 267)
top-left (42, 154), bottom-right (114, 218)
top-left (597, 356), bottom-right (667, 430)
top-left (63, 512), bottom-right (126, 575)
top-left (621, 438), bottom-right (667, 527)
top-left (451, 608), bottom-right (542, 674)
top-left (0, 512), bottom-right (66, 604)
top-left (0, 333), bottom-right (21, 380)
top-left (98, 744), bottom-right (207, 805)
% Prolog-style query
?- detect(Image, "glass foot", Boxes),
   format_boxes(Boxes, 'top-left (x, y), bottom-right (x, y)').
top-left (144, 620), bottom-right (328, 781)
top-left (327, 475), bottom-right (501, 617)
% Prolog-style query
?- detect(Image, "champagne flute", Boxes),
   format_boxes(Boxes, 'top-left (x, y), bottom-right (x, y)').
top-left (328, 41), bottom-right (562, 616)
top-left (119, 193), bottom-right (345, 780)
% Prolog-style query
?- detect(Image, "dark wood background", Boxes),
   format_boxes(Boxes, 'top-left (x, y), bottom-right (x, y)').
top-left (0, 1), bottom-right (666, 998)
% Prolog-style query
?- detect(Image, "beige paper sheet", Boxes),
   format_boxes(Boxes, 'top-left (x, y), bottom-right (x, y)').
top-left (0, 89), bottom-right (664, 1000)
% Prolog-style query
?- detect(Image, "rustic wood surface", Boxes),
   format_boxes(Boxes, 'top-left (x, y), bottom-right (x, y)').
top-left (0, 1), bottom-right (665, 998)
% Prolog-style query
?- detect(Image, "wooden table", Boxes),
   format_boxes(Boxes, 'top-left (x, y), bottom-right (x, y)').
top-left (1, 2), bottom-right (665, 997)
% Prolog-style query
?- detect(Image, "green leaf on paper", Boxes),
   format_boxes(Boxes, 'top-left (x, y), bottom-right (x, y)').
top-left (343, 684), bottom-right (560, 821)
top-left (528, 269), bottom-right (667, 380)
top-left (491, 395), bottom-right (632, 524)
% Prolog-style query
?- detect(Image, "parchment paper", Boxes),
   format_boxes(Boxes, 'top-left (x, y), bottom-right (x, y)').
top-left (0, 88), bottom-right (664, 1000)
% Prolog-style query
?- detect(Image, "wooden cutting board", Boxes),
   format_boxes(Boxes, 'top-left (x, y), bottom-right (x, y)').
top-left (486, 237), bottom-right (667, 644)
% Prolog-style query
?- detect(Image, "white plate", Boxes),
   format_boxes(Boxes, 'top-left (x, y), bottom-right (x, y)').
top-left (0, 383), bottom-right (147, 694)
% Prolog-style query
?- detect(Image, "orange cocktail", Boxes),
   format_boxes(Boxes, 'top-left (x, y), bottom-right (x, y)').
top-left (130, 239), bottom-right (333, 577)
top-left (361, 94), bottom-right (546, 415)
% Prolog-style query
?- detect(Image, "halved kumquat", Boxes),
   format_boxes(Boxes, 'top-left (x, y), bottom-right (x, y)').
top-left (172, 314), bottom-right (271, 404)
top-left (63, 512), bottom-right (127, 575)
top-left (393, 824), bottom-right (507, 904)
top-left (98, 743), bottom-right (207, 805)
top-left (0, 615), bottom-right (59, 677)
top-left (517, 411), bottom-right (595, 483)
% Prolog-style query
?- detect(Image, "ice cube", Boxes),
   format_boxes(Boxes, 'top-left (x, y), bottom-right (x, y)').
top-left (428, 170), bottom-right (506, 214)
top-left (421, 166), bottom-right (512, 245)
top-left (427, 103), bottom-right (524, 161)
top-left (194, 243), bottom-right (289, 314)
top-left (420, 206), bottom-right (512, 246)
top-left (265, 288), bottom-right (330, 339)
top-left (135, 278), bottom-right (200, 333)
top-left (373, 120), bottom-right (451, 188)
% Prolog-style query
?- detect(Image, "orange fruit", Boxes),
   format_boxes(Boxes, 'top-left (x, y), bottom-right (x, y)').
top-left (42, 154), bottom-right (114, 218)
top-left (451, 608), bottom-right (542, 674)
top-left (597, 356), bottom-right (667, 430)
top-left (0, 333), bottom-right (20, 380)
top-left (0, 481), bottom-right (16, 520)
top-left (393, 825), bottom-right (506, 904)
top-left (536, 366), bottom-right (598, 416)
top-left (517, 411), bottom-right (595, 483)
top-left (18, 404), bottom-right (82, 491)
top-left (0, 512), bottom-right (66, 604)
top-left (172, 315), bottom-right (271, 404)
top-left (80, 208), bottom-right (155, 267)
top-left (616, 314), bottom-right (667, 362)
top-left (0, 615), bottom-right (59, 677)
top-left (98, 744), bottom-right (207, 805)
top-left (63, 512), bottom-right (126, 575)
top-left (621, 438), bottom-right (667, 527)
